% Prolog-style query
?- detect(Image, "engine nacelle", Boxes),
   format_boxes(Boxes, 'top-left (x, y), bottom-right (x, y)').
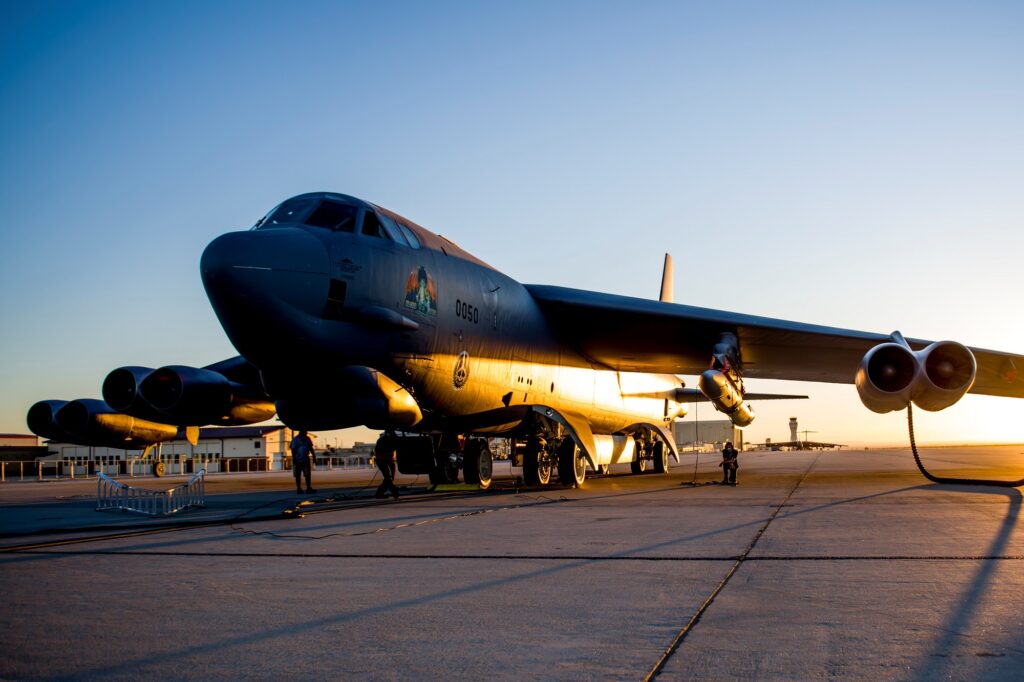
top-left (855, 342), bottom-right (919, 413)
top-left (277, 366), bottom-right (422, 430)
top-left (27, 400), bottom-right (73, 443)
top-left (26, 398), bottom-right (178, 448)
top-left (698, 369), bottom-right (755, 428)
top-left (139, 365), bottom-right (275, 425)
top-left (912, 341), bottom-right (977, 411)
top-left (856, 340), bottom-right (976, 413)
top-left (102, 366), bottom-right (155, 412)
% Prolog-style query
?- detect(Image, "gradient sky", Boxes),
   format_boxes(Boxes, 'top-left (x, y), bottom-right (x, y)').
top-left (1, 1), bottom-right (1022, 447)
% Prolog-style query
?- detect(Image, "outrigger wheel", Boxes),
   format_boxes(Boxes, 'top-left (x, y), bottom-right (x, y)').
top-left (557, 438), bottom-right (586, 487)
top-left (152, 461), bottom-right (165, 477)
top-left (462, 439), bottom-right (493, 490)
top-left (522, 437), bottom-right (551, 486)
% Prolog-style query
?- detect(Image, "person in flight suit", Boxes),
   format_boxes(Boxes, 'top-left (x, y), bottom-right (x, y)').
top-left (290, 430), bottom-right (316, 494)
top-left (374, 431), bottom-right (400, 499)
top-left (721, 441), bottom-right (739, 486)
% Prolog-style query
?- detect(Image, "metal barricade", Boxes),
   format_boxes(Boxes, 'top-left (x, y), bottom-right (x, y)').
top-left (96, 468), bottom-right (206, 516)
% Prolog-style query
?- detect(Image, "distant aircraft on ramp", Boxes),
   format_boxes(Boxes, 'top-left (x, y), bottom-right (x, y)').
top-left (27, 192), bottom-right (1024, 486)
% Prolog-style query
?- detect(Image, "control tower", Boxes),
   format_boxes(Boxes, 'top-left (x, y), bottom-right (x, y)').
top-left (789, 417), bottom-right (798, 442)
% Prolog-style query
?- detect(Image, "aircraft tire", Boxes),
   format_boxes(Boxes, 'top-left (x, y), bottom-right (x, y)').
top-left (463, 439), bottom-right (494, 489)
top-left (630, 456), bottom-right (646, 475)
top-left (429, 451), bottom-right (459, 485)
top-left (523, 439), bottom-right (551, 486)
top-left (463, 440), bottom-right (493, 490)
top-left (152, 461), bottom-right (165, 478)
top-left (557, 438), bottom-right (585, 487)
top-left (652, 441), bottom-right (669, 474)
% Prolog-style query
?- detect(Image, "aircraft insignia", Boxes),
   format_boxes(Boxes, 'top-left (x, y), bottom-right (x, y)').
top-left (453, 351), bottom-right (470, 390)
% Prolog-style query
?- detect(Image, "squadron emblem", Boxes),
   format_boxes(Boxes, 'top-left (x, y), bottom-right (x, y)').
top-left (452, 351), bottom-right (470, 390)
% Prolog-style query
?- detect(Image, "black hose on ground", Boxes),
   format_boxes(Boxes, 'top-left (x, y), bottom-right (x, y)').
top-left (908, 403), bottom-right (1024, 488)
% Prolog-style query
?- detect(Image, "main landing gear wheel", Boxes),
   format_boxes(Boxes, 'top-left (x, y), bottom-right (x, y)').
top-left (462, 439), bottom-right (493, 490)
top-left (557, 438), bottom-right (586, 487)
top-left (630, 450), bottom-right (647, 475)
top-left (523, 438), bottom-right (551, 486)
top-left (429, 450), bottom-right (460, 485)
top-left (152, 461), bottom-right (165, 477)
top-left (652, 441), bottom-right (669, 474)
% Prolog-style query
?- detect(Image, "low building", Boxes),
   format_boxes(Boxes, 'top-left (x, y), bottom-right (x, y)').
top-left (0, 433), bottom-right (48, 462)
top-left (42, 425), bottom-right (297, 475)
top-left (673, 419), bottom-right (744, 452)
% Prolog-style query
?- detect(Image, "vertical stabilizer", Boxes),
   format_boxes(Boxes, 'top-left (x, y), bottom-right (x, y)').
top-left (659, 253), bottom-right (674, 303)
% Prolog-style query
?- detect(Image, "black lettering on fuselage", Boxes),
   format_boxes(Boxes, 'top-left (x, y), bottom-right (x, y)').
top-left (455, 298), bottom-right (480, 324)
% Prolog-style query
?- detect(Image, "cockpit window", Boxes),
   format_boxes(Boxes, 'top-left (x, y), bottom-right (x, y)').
top-left (378, 213), bottom-right (411, 247)
top-left (305, 200), bottom-right (358, 232)
top-left (361, 210), bottom-right (385, 238)
top-left (263, 197), bottom-right (317, 226)
top-left (397, 222), bottom-right (421, 249)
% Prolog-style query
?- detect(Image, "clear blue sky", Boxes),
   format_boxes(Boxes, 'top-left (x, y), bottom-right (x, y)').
top-left (1, 1), bottom-right (1022, 446)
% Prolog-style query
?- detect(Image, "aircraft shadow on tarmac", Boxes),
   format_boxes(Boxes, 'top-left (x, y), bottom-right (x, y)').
top-left (912, 485), bottom-right (1021, 680)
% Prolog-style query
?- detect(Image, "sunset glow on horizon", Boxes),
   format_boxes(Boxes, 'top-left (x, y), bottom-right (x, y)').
top-left (1, 2), bottom-right (1021, 447)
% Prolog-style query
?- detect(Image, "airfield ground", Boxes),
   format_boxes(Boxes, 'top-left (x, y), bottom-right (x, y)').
top-left (2, 446), bottom-right (1023, 680)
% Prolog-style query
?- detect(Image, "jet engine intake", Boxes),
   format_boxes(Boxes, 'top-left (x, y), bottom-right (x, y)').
top-left (855, 340), bottom-right (975, 413)
top-left (913, 341), bottom-right (977, 411)
top-left (26, 400), bottom-right (72, 443)
top-left (139, 365), bottom-right (275, 425)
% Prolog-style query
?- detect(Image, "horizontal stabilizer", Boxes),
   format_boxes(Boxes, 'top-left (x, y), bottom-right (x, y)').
top-left (674, 388), bottom-right (808, 403)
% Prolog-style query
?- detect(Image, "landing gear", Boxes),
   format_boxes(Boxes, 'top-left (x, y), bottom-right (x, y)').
top-left (557, 438), bottom-right (586, 487)
top-left (630, 440), bottom-right (647, 474)
top-left (523, 437), bottom-right (552, 486)
top-left (152, 461), bottom-right (165, 477)
top-left (462, 439), bottom-right (493, 490)
top-left (652, 441), bottom-right (669, 474)
top-left (597, 464), bottom-right (612, 476)
top-left (429, 450), bottom-right (460, 485)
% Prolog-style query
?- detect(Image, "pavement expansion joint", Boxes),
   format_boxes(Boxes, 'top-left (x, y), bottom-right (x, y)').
top-left (643, 453), bottom-right (823, 681)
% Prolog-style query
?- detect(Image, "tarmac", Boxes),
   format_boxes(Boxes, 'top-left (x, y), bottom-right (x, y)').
top-left (2, 446), bottom-right (1024, 680)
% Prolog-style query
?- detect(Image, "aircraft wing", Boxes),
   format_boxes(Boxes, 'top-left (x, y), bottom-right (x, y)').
top-left (525, 285), bottom-right (1024, 399)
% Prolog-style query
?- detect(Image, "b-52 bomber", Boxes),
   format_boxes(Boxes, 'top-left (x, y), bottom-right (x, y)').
top-left (28, 192), bottom-right (1024, 487)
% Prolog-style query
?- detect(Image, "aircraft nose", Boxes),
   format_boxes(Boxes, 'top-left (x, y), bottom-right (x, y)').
top-left (201, 227), bottom-right (330, 319)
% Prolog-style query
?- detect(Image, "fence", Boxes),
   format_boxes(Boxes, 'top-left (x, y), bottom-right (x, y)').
top-left (96, 468), bottom-right (206, 516)
top-left (1, 455), bottom-right (374, 482)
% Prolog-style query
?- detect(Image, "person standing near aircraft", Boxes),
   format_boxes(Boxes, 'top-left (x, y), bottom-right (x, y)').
top-left (721, 441), bottom-right (738, 486)
top-left (290, 429), bottom-right (316, 494)
top-left (374, 431), bottom-right (400, 499)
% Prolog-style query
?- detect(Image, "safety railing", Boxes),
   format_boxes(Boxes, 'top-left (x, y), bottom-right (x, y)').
top-left (96, 468), bottom-right (206, 516)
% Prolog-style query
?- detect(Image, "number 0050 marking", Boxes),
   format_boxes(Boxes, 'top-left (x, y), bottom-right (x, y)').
top-left (456, 299), bottom-right (479, 324)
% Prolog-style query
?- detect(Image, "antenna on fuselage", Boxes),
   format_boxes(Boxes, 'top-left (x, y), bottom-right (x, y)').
top-left (659, 253), bottom-right (674, 303)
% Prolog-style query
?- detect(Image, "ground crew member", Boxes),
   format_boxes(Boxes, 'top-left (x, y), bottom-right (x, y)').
top-left (290, 429), bottom-right (316, 494)
top-left (374, 431), bottom-right (400, 499)
top-left (721, 441), bottom-right (738, 486)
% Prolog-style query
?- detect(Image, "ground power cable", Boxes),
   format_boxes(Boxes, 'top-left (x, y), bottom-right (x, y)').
top-left (908, 404), bottom-right (1024, 488)
top-left (643, 453), bottom-right (821, 680)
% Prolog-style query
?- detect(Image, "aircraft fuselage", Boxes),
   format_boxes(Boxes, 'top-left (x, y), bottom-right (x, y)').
top-left (200, 193), bottom-right (685, 444)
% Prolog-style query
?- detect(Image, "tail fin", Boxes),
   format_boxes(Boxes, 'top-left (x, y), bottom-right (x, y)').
top-left (659, 253), bottom-right (673, 303)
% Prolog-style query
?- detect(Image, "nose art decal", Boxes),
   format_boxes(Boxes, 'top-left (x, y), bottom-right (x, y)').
top-left (404, 266), bottom-right (438, 316)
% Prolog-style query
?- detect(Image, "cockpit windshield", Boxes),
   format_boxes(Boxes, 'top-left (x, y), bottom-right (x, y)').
top-left (256, 197), bottom-right (360, 232)
top-left (261, 197), bottom-right (317, 227)
top-left (305, 200), bottom-right (358, 232)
